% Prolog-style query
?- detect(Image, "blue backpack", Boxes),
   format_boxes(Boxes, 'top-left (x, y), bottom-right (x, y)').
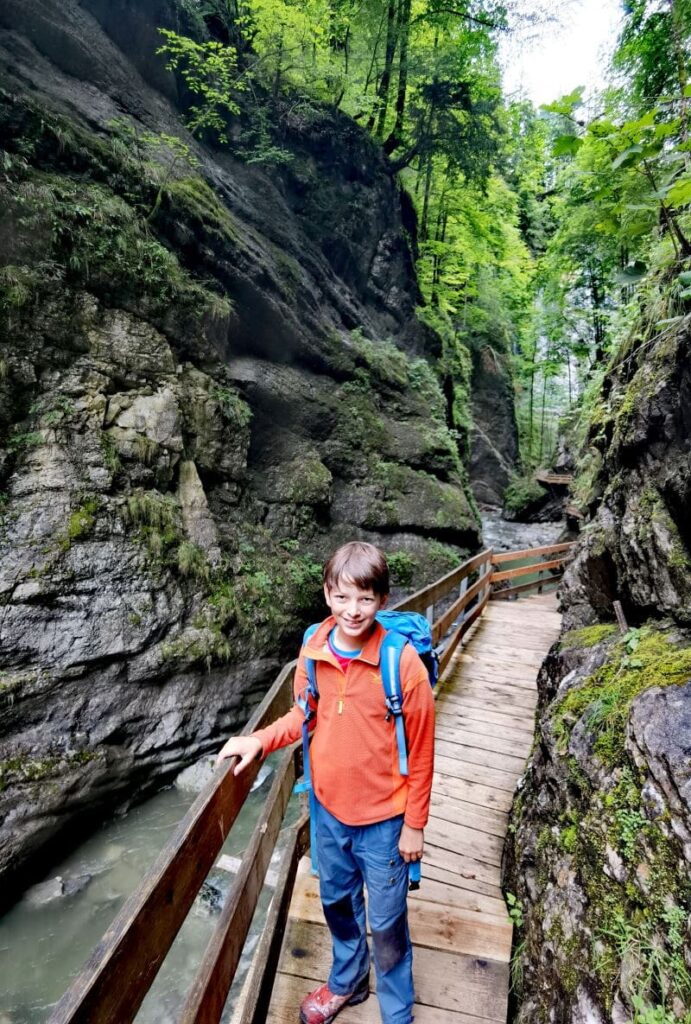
top-left (294, 611), bottom-right (438, 876)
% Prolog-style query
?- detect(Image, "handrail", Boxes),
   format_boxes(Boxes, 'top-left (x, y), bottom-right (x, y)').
top-left (489, 541), bottom-right (576, 601)
top-left (50, 541), bottom-right (549, 1024)
top-left (48, 663), bottom-right (296, 1024)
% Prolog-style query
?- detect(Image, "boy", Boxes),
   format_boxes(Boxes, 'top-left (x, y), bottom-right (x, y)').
top-left (217, 541), bottom-right (435, 1024)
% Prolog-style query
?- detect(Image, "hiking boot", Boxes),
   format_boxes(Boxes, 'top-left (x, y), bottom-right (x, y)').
top-left (299, 975), bottom-right (369, 1024)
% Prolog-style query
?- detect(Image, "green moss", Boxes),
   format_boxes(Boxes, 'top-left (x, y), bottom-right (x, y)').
top-left (67, 497), bottom-right (99, 541)
top-left (325, 382), bottom-right (387, 474)
top-left (388, 551), bottom-right (417, 588)
top-left (288, 456), bottom-right (332, 505)
top-left (0, 750), bottom-right (100, 792)
top-left (0, 264), bottom-right (39, 312)
top-left (176, 541), bottom-right (210, 581)
top-left (553, 625), bottom-right (691, 766)
top-left (164, 176), bottom-right (239, 244)
top-left (408, 359), bottom-right (446, 422)
top-left (503, 474), bottom-right (544, 516)
top-left (560, 824), bottom-right (579, 853)
top-left (349, 329), bottom-right (409, 391)
top-left (123, 489), bottom-right (181, 560)
top-left (560, 623), bottom-right (619, 650)
top-left (100, 431), bottom-right (121, 474)
top-left (6, 430), bottom-right (43, 453)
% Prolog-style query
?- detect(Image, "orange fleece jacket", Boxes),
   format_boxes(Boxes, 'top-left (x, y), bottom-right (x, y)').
top-left (253, 617), bottom-right (435, 829)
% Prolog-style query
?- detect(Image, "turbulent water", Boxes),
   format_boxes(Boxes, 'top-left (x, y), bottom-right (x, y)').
top-left (0, 755), bottom-right (289, 1024)
top-left (479, 506), bottom-right (564, 552)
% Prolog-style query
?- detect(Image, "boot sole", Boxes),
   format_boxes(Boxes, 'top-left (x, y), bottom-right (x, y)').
top-left (299, 986), bottom-right (369, 1024)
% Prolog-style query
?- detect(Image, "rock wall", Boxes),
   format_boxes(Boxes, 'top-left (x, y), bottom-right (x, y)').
top-left (503, 317), bottom-right (691, 1022)
top-left (468, 345), bottom-right (520, 508)
top-left (0, 0), bottom-right (480, 900)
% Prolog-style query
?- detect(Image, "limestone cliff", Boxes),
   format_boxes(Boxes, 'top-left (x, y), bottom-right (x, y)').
top-left (503, 309), bottom-right (691, 1022)
top-left (469, 345), bottom-right (521, 508)
top-left (0, 0), bottom-right (480, 900)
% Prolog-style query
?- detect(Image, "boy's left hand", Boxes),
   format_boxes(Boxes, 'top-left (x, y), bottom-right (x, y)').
top-left (399, 824), bottom-right (424, 863)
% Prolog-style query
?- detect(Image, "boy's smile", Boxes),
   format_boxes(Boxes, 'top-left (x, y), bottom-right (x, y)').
top-left (324, 577), bottom-right (388, 650)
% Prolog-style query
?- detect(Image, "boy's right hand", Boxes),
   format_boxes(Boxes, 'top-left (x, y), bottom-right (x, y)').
top-left (215, 735), bottom-right (263, 775)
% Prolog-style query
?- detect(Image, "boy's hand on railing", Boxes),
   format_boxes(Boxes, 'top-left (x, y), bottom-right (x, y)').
top-left (215, 735), bottom-right (263, 775)
top-left (399, 824), bottom-right (424, 863)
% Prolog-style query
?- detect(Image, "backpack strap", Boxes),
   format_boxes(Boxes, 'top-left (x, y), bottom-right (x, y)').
top-left (380, 630), bottom-right (409, 778)
top-left (293, 622), bottom-right (321, 875)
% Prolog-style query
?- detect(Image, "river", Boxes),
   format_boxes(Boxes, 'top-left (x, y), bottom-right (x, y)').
top-left (0, 509), bottom-right (564, 1023)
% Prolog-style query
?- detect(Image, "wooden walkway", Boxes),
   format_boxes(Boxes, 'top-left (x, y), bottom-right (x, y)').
top-left (265, 592), bottom-right (562, 1024)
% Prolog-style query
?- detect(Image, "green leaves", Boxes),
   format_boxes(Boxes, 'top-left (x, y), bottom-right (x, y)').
top-left (611, 143), bottom-right (643, 170)
top-left (666, 176), bottom-right (691, 207)
top-left (156, 29), bottom-right (245, 142)
top-left (552, 135), bottom-right (583, 158)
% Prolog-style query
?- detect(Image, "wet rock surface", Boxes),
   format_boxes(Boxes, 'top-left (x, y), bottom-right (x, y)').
top-left (469, 346), bottom-right (520, 507)
top-left (561, 329), bottom-right (691, 631)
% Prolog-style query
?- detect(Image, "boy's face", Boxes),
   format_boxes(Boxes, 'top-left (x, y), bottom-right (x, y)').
top-left (324, 576), bottom-right (388, 647)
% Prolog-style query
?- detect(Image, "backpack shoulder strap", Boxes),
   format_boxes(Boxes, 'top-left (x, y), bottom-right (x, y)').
top-left (380, 630), bottom-right (409, 777)
top-left (296, 621), bottom-right (321, 876)
top-left (301, 622), bottom-right (320, 705)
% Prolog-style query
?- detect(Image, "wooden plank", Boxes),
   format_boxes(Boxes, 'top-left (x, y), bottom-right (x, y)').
top-left (408, 874), bottom-right (509, 920)
top-left (454, 671), bottom-right (540, 694)
top-left (425, 818), bottom-right (505, 868)
top-left (420, 858), bottom-right (503, 901)
top-left (456, 658), bottom-right (543, 684)
top-left (464, 629), bottom-right (558, 653)
top-left (435, 721), bottom-right (533, 757)
top-left (482, 605), bottom-right (562, 624)
top-left (268, 971), bottom-right (491, 1024)
top-left (491, 542), bottom-right (574, 564)
top-left (435, 754), bottom-right (521, 793)
top-left (443, 683), bottom-right (537, 711)
top-left (461, 639), bottom-right (552, 661)
top-left (179, 748), bottom-right (297, 1024)
top-left (438, 588), bottom-right (490, 676)
top-left (396, 549), bottom-right (492, 616)
top-left (430, 772), bottom-right (514, 813)
top-left (434, 737), bottom-right (527, 775)
top-left (287, 872), bottom-right (511, 961)
top-left (491, 576), bottom-right (563, 600)
top-left (432, 569), bottom-right (492, 645)
top-left (436, 698), bottom-right (535, 731)
top-left (440, 686), bottom-right (537, 712)
top-left (436, 695), bottom-right (536, 730)
top-left (534, 470), bottom-right (573, 485)
top-left (422, 845), bottom-right (502, 892)
top-left (290, 855), bottom-right (509, 918)
top-left (275, 918), bottom-right (509, 1021)
top-left (48, 664), bottom-right (296, 1024)
top-left (457, 671), bottom-right (542, 694)
top-left (428, 795), bottom-right (507, 840)
top-left (231, 815), bottom-right (310, 1024)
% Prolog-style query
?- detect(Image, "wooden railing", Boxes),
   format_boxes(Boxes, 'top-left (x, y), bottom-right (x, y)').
top-left (489, 542), bottom-right (575, 600)
top-left (48, 542), bottom-right (564, 1024)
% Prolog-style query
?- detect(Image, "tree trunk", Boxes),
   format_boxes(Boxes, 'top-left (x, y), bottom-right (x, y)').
top-left (383, 0), bottom-right (412, 154)
top-left (420, 150), bottom-right (434, 241)
top-left (368, 0), bottom-right (397, 135)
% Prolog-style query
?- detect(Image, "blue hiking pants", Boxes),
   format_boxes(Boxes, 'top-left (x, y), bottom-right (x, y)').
top-left (314, 798), bottom-right (414, 1024)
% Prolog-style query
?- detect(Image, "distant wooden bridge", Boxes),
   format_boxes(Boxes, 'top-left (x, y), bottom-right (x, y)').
top-left (48, 542), bottom-right (573, 1024)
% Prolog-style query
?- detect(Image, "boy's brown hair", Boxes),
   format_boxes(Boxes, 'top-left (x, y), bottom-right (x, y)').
top-left (323, 542), bottom-right (390, 596)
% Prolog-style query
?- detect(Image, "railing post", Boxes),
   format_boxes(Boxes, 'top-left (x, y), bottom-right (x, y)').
top-left (482, 549), bottom-right (493, 605)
